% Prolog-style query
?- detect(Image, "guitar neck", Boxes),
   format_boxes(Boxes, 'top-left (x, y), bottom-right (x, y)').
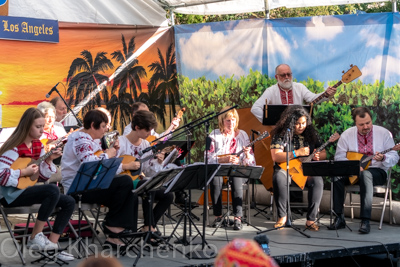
top-left (309, 80), bottom-right (342, 106)
top-left (362, 147), bottom-right (393, 163)
top-left (303, 139), bottom-right (331, 162)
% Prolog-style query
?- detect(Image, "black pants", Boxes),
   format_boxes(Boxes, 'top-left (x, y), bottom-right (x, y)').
top-left (1, 184), bottom-right (75, 235)
top-left (273, 169), bottom-right (323, 221)
top-left (137, 179), bottom-right (174, 227)
top-left (210, 176), bottom-right (247, 217)
top-left (73, 175), bottom-right (138, 231)
top-left (332, 168), bottom-right (387, 220)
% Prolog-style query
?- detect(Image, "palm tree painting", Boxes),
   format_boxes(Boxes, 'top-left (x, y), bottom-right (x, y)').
top-left (108, 34), bottom-right (147, 131)
top-left (147, 43), bottom-right (180, 128)
top-left (66, 50), bottom-right (114, 115)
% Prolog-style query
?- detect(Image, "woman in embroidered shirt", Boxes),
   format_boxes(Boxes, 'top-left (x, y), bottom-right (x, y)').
top-left (206, 106), bottom-right (256, 231)
top-left (270, 105), bottom-right (324, 231)
top-left (0, 108), bottom-right (75, 250)
top-left (117, 110), bottom-right (173, 245)
top-left (37, 101), bottom-right (67, 146)
top-left (61, 109), bottom-right (137, 249)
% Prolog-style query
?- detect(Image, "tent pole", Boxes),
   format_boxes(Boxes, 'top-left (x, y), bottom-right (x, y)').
top-left (170, 8), bottom-right (175, 26)
top-left (393, 0), bottom-right (397, 12)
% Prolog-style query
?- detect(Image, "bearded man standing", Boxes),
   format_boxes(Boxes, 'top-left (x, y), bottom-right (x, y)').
top-left (251, 64), bottom-right (337, 122)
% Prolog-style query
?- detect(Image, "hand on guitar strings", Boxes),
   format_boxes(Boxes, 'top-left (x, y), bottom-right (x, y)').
top-left (219, 155), bottom-right (239, 164)
top-left (21, 164), bottom-right (39, 177)
top-left (105, 139), bottom-right (120, 158)
top-left (373, 152), bottom-right (385, 162)
top-left (47, 147), bottom-right (63, 162)
top-left (243, 146), bottom-right (252, 159)
top-left (326, 86), bottom-right (337, 96)
top-left (122, 161), bottom-right (140, 171)
top-left (296, 147), bottom-right (310, 157)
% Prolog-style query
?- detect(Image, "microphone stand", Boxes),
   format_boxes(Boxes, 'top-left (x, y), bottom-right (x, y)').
top-left (55, 89), bottom-right (83, 127)
top-left (257, 128), bottom-right (310, 238)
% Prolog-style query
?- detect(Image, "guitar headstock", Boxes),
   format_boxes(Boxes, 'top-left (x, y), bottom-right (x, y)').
top-left (176, 108), bottom-right (186, 119)
top-left (341, 64), bottom-right (362, 84)
top-left (329, 132), bottom-right (340, 143)
top-left (255, 131), bottom-right (270, 141)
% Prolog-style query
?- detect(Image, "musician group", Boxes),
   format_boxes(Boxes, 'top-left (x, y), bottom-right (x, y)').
top-left (0, 63), bottom-right (398, 257)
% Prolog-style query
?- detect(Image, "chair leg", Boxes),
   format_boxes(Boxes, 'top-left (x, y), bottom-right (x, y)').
top-left (349, 192), bottom-right (354, 220)
top-left (379, 185), bottom-right (390, 230)
top-left (1, 209), bottom-right (26, 265)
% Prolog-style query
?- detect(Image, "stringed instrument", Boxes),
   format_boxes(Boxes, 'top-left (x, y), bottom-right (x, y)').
top-left (217, 131), bottom-right (270, 159)
top-left (41, 127), bottom-right (80, 147)
top-left (94, 130), bottom-right (119, 157)
top-left (12, 140), bottom-right (67, 189)
top-left (146, 108), bottom-right (186, 144)
top-left (120, 145), bottom-right (176, 181)
top-left (347, 143), bottom-right (400, 185)
top-left (278, 132), bottom-right (340, 189)
top-left (309, 65), bottom-right (362, 107)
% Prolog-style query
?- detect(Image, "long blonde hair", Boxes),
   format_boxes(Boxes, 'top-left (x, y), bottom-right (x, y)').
top-left (0, 108), bottom-right (44, 155)
top-left (218, 106), bottom-right (239, 133)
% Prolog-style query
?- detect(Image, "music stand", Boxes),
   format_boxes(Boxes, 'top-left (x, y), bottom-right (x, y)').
top-left (302, 160), bottom-right (360, 236)
top-left (66, 157), bottom-right (122, 258)
top-left (211, 164), bottom-right (265, 234)
top-left (124, 168), bottom-right (184, 266)
top-left (164, 163), bottom-right (220, 257)
top-left (262, 105), bottom-right (311, 125)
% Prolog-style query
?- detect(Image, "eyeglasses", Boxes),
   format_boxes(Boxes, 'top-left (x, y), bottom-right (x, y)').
top-left (277, 73), bottom-right (292, 78)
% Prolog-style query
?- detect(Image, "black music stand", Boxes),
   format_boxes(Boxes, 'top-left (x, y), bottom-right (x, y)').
top-left (164, 163), bottom-right (220, 257)
top-left (66, 157), bottom-right (122, 258)
top-left (262, 105), bottom-right (311, 125)
top-left (125, 168), bottom-right (184, 266)
top-left (303, 160), bottom-right (360, 236)
top-left (211, 164), bottom-right (265, 235)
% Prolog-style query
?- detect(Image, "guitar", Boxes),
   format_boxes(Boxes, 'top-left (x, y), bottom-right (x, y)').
top-left (347, 143), bottom-right (400, 185)
top-left (309, 65), bottom-right (362, 106)
top-left (278, 132), bottom-right (340, 190)
top-left (41, 128), bottom-right (80, 147)
top-left (146, 108), bottom-right (186, 144)
top-left (120, 145), bottom-right (176, 181)
top-left (217, 131), bottom-right (270, 159)
top-left (11, 140), bottom-right (67, 189)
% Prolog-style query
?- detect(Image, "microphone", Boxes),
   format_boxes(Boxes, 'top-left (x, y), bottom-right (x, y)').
top-left (251, 129), bottom-right (260, 135)
top-left (46, 82), bottom-right (60, 98)
top-left (254, 234), bottom-right (270, 256)
top-left (138, 145), bottom-right (156, 156)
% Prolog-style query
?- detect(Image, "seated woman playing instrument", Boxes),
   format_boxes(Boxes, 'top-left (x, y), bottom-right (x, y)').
top-left (206, 106), bottom-right (256, 231)
top-left (270, 105), bottom-right (324, 231)
top-left (61, 109), bottom-right (138, 249)
top-left (0, 108), bottom-right (75, 256)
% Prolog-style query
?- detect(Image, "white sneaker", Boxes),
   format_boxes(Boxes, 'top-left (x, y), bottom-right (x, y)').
top-left (26, 232), bottom-right (58, 250)
top-left (56, 251), bottom-right (75, 261)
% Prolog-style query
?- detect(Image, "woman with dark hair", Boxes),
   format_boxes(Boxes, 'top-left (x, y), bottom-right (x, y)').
top-left (0, 108), bottom-right (75, 258)
top-left (61, 109), bottom-right (137, 248)
top-left (270, 105), bottom-right (324, 231)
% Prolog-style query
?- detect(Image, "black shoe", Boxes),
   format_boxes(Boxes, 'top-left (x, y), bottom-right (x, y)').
top-left (359, 220), bottom-right (370, 234)
top-left (102, 222), bottom-right (134, 237)
top-left (327, 215), bottom-right (346, 230)
top-left (233, 218), bottom-right (242, 231)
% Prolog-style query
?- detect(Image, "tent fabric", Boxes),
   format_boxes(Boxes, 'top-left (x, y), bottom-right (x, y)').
top-left (157, 0), bottom-right (391, 15)
top-left (8, 0), bottom-right (168, 26)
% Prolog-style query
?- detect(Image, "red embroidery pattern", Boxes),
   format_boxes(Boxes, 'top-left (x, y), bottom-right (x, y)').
top-left (357, 129), bottom-right (373, 156)
top-left (229, 138), bottom-right (237, 154)
top-left (278, 86), bottom-right (294, 104)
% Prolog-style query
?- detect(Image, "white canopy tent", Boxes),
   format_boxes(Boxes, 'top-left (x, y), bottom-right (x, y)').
top-left (8, 0), bottom-right (168, 26)
top-left (155, 0), bottom-right (394, 16)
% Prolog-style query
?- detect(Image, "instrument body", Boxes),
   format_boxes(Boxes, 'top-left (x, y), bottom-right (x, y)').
top-left (346, 143), bottom-right (400, 184)
top-left (11, 141), bottom-right (67, 189)
top-left (278, 133), bottom-right (340, 189)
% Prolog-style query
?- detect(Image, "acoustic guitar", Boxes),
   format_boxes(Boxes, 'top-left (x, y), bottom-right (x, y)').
top-left (347, 143), bottom-right (400, 184)
top-left (278, 132), bottom-right (340, 189)
top-left (308, 65), bottom-right (362, 107)
top-left (120, 145), bottom-right (176, 181)
top-left (41, 127), bottom-right (80, 147)
top-left (217, 131), bottom-right (270, 159)
top-left (11, 140), bottom-right (67, 189)
top-left (146, 108), bottom-right (186, 144)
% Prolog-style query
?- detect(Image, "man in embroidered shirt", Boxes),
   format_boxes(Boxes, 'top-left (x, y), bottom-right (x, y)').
top-left (328, 107), bottom-right (399, 234)
top-left (251, 64), bottom-right (337, 122)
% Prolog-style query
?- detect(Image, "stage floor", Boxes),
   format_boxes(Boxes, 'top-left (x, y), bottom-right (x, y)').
top-left (1, 190), bottom-right (399, 267)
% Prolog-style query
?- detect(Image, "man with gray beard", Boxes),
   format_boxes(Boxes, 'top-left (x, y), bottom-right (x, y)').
top-left (251, 64), bottom-right (337, 122)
